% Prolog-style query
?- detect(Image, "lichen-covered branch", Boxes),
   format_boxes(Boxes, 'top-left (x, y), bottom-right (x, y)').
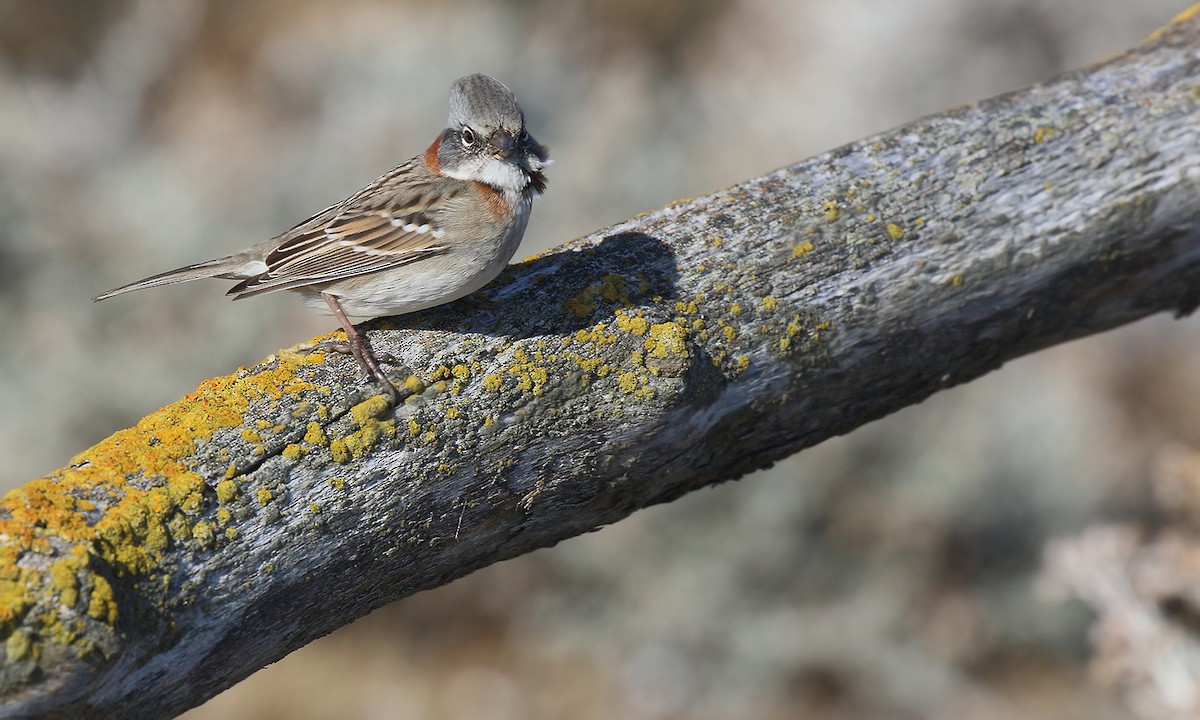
top-left (6, 9), bottom-right (1200, 719)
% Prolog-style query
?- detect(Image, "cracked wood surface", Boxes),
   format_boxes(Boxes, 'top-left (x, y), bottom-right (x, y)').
top-left (5, 9), bottom-right (1200, 719)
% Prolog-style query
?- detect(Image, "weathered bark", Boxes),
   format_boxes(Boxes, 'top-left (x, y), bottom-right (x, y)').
top-left (5, 8), bottom-right (1200, 719)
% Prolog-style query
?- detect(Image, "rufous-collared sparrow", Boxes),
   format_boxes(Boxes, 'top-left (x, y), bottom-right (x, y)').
top-left (95, 73), bottom-right (549, 403)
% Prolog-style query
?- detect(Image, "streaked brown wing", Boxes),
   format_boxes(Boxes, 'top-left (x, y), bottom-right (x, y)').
top-left (229, 160), bottom-right (458, 298)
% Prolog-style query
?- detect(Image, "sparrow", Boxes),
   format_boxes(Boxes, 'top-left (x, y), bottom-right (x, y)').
top-left (94, 73), bottom-right (549, 404)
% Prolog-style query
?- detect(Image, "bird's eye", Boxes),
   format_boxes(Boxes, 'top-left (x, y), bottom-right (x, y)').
top-left (519, 128), bottom-right (530, 142)
top-left (460, 128), bottom-right (477, 148)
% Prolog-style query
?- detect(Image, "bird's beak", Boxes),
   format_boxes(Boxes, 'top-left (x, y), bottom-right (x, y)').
top-left (489, 129), bottom-right (515, 159)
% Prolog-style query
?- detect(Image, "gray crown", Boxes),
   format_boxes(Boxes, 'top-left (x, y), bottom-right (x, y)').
top-left (447, 74), bottom-right (523, 130)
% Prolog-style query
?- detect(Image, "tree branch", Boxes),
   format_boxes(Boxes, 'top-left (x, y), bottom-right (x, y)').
top-left (6, 9), bottom-right (1200, 719)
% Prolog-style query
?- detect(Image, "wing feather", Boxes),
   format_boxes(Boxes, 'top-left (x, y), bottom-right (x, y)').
top-left (229, 159), bottom-right (459, 298)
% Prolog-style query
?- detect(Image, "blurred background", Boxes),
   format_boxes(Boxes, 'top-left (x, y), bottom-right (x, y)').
top-left (2, 0), bottom-right (1198, 718)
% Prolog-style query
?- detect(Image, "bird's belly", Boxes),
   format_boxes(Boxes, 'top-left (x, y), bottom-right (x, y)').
top-left (298, 207), bottom-right (528, 320)
top-left (307, 261), bottom-right (494, 319)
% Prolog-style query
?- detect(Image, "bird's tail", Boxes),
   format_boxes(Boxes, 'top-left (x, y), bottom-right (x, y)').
top-left (93, 254), bottom-right (266, 301)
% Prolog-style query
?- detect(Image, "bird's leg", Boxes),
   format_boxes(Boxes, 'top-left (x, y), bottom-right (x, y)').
top-left (319, 292), bottom-right (400, 405)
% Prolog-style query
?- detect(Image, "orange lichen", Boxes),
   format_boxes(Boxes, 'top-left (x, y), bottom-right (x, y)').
top-left (0, 349), bottom-right (327, 656)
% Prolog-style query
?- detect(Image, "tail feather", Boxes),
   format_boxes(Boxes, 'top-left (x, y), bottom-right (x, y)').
top-left (93, 255), bottom-right (267, 302)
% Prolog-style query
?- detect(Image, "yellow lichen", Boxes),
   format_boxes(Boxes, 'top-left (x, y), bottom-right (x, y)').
top-left (216, 508), bottom-right (232, 526)
top-left (792, 241), bottom-right (815, 259)
top-left (506, 347), bottom-right (553, 397)
top-left (50, 558), bottom-right (80, 609)
top-left (564, 274), bottom-right (633, 316)
top-left (350, 421), bottom-right (394, 457)
top-left (822, 201), bottom-right (839, 221)
top-left (282, 444), bottom-right (304, 460)
top-left (191, 521), bottom-right (215, 546)
top-left (179, 490), bottom-right (203, 516)
top-left (330, 439), bottom-right (350, 464)
top-left (1144, 4), bottom-right (1200, 43)
top-left (350, 395), bottom-right (390, 425)
top-left (86, 575), bottom-right (116, 624)
top-left (5, 630), bottom-right (31, 661)
top-left (342, 422), bottom-right (381, 457)
top-left (644, 323), bottom-right (688, 359)
top-left (241, 429), bottom-right (262, 444)
top-left (616, 372), bottom-right (640, 393)
top-left (256, 488), bottom-right (273, 505)
top-left (0, 338), bottom-right (328, 655)
top-left (328, 477), bottom-right (347, 491)
top-left (886, 223), bottom-right (905, 241)
top-left (215, 479), bottom-right (238, 504)
top-left (304, 421), bottom-right (328, 447)
top-left (615, 310), bottom-right (650, 336)
top-left (761, 296), bottom-right (778, 311)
